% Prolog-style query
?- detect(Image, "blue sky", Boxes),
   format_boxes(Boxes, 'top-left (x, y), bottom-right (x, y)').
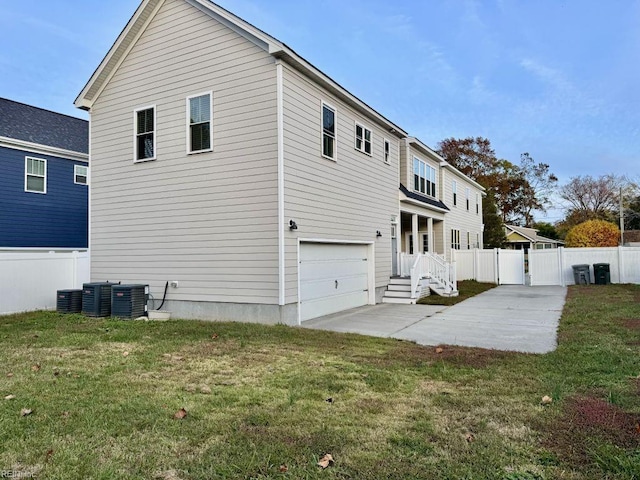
top-left (1, 0), bottom-right (638, 221)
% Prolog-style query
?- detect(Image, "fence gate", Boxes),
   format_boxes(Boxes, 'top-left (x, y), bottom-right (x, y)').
top-left (497, 249), bottom-right (525, 285)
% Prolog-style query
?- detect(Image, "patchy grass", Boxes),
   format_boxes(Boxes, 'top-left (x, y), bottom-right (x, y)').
top-left (0, 284), bottom-right (639, 479)
top-left (418, 279), bottom-right (497, 306)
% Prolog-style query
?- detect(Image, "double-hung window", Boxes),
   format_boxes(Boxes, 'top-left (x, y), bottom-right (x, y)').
top-left (74, 165), bottom-right (88, 185)
top-left (355, 123), bottom-right (372, 155)
top-left (322, 103), bottom-right (336, 160)
top-left (466, 188), bottom-right (470, 211)
top-left (25, 157), bottom-right (46, 193)
top-left (383, 139), bottom-right (390, 164)
top-left (451, 229), bottom-right (461, 250)
top-left (134, 106), bottom-right (156, 161)
top-left (452, 180), bottom-right (457, 206)
top-left (476, 193), bottom-right (480, 214)
top-left (187, 92), bottom-right (212, 153)
top-left (413, 157), bottom-right (436, 197)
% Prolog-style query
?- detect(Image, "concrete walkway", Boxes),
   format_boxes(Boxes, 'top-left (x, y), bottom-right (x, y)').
top-left (302, 285), bottom-right (567, 354)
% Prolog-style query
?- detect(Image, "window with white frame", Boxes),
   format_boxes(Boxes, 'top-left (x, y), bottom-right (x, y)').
top-left (25, 157), bottom-right (46, 193)
top-left (413, 157), bottom-right (436, 197)
top-left (187, 92), bottom-right (212, 153)
top-left (452, 180), bottom-right (457, 206)
top-left (134, 106), bottom-right (155, 161)
top-left (466, 187), bottom-right (470, 211)
top-left (322, 103), bottom-right (336, 160)
top-left (451, 229), bottom-right (461, 250)
top-left (423, 234), bottom-right (429, 253)
top-left (476, 233), bottom-right (480, 248)
top-left (467, 231), bottom-right (471, 249)
top-left (383, 139), bottom-right (390, 164)
top-left (74, 165), bottom-right (88, 185)
top-left (355, 123), bottom-right (372, 155)
top-left (476, 193), bottom-right (480, 214)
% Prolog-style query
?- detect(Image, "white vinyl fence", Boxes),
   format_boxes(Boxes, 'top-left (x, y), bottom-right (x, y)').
top-left (0, 250), bottom-right (90, 315)
top-left (455, 247), bottom-right (640, 287)
top-left (529, 247), bottom-right (640, 286)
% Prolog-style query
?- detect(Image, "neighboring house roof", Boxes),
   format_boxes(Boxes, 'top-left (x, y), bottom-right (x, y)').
top-left (400, 184), bottom-right (450, 212)
top-left (75, 0), bottom-right (408, 139)
top-left (0, 97), bottom-right (88, 154)
top-left (505, 225), bottom-right (563, 244)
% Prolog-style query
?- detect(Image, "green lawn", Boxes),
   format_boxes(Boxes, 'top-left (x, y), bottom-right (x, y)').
top-left (0, 285), bottom-right (639, 479)
top-left (418, 279), bottom-right (497, 306)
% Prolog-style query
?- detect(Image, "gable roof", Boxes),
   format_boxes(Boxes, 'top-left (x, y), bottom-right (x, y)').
top-left (0, 97), bottom-right (88, 155)
top-left (505, 225), bottom-right (563, 245)
top-left (75, 0), bottom-right (407, 138)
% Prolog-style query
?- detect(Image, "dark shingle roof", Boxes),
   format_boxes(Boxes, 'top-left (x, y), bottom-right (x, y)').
top-left (400, 184), bottom-right (450, 211)
top-left (0, 98), bottom-right (88, 154)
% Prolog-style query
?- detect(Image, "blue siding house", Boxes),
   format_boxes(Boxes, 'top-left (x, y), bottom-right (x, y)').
top-left (0, 98), bottom-right (89, 248)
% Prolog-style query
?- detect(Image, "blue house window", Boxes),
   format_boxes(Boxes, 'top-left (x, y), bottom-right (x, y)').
top-left (25, 157), bottom-right (46, 193)
top-left (74, 165), bottom-right (88, 185)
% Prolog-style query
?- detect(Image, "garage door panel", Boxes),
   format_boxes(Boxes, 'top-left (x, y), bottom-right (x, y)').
top-left (300, 273), bottom-right (368, 302)
top-left (299, 242), bottom-right (371, 321)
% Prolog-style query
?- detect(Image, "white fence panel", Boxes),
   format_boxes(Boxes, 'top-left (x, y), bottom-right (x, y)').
top-left (498, 249), bottom-right (525, 285)
top-left (453, 250), bottom-right (476, 280)
top-left (562, 248), bottom-right (620, 285)
top-left (529, 249), bottom-right (562, 286)
top-left (621, 248), bottom-right (640, 283)
top-left (0, 251), bottom-right (90, 315)
top-left (477, 250), bottom-right (499, 283)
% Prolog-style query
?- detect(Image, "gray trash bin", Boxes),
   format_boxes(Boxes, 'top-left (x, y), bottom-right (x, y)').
top-left (572, 264), bottom-right (591, 285)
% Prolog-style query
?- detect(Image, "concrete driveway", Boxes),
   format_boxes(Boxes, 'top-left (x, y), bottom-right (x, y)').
top-left (302, 285), bottom-right (567, 354)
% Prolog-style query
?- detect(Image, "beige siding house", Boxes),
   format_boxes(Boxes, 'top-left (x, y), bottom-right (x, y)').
top-left (75, 0), bottom-right (484, 323)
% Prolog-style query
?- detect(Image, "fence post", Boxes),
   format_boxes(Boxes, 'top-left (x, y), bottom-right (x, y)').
top-left (558, 247), bottom-right (565, 286)
top-left (618, 246), bottom-right (624, 284)
top-left (494, 248), bottom-right (499, 285)
top-left (473, 248), bottom-right (479, 281)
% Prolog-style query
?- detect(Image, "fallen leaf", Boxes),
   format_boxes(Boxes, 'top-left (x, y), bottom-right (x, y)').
top-left (541, 395), bottom-right (553, 405)
top-left (435, 347), bottom-right (444, 354)
top-left (20, 408), bottom-right (33, 417)
top-left (7, 372), bottom-right (14, 378)
top-left (174, 408), bottom-right (187, 419)
top-left (199, 385), bottom-right (211, 395)
top-left (279, 465), bottom-right (288, 473)
top-left (317, 453), bottom-right (334, 469)
top-left (465, 432), bottom-right (475, 443)
top-left (4, 394), bottom-right (16, 400)
top-left (31, 364), bottom-right (41, 372)
top-left (211, 333), bottom-right (219, 339)
top-left (73, 374), bottom-right (80, 378)
top-left (123, 351), bottom-right (130, 357)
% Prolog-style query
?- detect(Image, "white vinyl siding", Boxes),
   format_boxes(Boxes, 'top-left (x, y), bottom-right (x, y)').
top-left (74, 165), bottom-right (88, 185)
top-left (282, 63), bottom-right (399, 304)
top-left (187, 92), bottom-right (213, 153)
top-left (89, 0), bottom-right (279, 304)
top-left (354, 122), bottom-right (372, 155)
top-left (134, 105), bottom-right (156, 161)
top-left (25, 157), bottom-right (46, 193)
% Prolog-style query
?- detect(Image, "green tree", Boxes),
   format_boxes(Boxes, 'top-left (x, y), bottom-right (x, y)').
top-left (482, 192), bottom-right (506, 248)
top-left (532, 221), bottom-right (559, 240)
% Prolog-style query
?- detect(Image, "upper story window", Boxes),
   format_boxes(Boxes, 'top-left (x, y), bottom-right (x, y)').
top-left (465, 188), bottom-right (470, 210)
top-left (413, 157), bottom-right (436, 197)
top-left (25, 157), bottom-right (46, 193)
top-left (452, 180), bottom-right (457, 206)
top-left (74, 165), bottom-right (88, 185)
top-left (134, 106), bottom-right (156, 162)
top-left (383, 139), bottom-right (390, 164)
top-left (476, 193), bottom-right (480, 214)
top-left (187, 92), bottom-right (212, 153)
top-left (355, 123), bottom-right (372, 155)
top-left (322, 103), bottom-right (336, 160)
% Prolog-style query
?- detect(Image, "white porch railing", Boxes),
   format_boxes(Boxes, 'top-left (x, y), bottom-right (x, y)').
top-left (399, 253), bottom-right (457, 298)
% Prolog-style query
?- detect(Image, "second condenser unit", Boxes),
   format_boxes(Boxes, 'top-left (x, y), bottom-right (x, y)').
top-left (111, 284), bottom-right (149, 319)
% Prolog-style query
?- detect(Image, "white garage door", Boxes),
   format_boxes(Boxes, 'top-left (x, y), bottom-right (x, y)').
top-left (299, 242), bottom-right (370, 321)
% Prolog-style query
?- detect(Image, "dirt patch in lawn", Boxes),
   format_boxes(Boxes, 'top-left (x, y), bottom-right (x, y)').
top-left (543, 395), bottom-right (640, 464)
top-left (621, 318), bottom-right (640, 330)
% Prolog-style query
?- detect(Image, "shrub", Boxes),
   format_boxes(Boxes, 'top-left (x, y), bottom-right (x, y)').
top-left (564, 220), bottom-right (620, 247)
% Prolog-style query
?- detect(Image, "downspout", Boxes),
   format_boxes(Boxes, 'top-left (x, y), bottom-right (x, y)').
top-left (276, 60), bottom-right (285, 306)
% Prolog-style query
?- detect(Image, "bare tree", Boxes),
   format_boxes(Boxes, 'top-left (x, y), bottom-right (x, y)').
top-left (558, 174), bottom-right (631, 225)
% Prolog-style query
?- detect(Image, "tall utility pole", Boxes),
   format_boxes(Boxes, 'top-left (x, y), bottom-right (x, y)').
top-left (620, 187), bottom-right (625, 245)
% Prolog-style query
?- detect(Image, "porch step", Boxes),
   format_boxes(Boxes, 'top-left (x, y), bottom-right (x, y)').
top-left (387, 284), bottom-right (412, 292)
top-left (430, 285), bottom-right (459, 298)
top-left (384, 290), bottom-right (413, 298)
top-left (382, 296), bottom-right (416, 304)
top-left (388, 277), bottom-right (411, 285)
